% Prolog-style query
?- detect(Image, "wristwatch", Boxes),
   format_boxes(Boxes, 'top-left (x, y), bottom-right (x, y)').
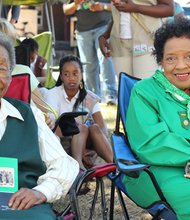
top-left (103, 4), bottom-right (108, 10)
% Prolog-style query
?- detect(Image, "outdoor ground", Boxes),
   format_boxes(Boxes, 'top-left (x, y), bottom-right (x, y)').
top-left (53, 104), bottom-right (152, 220)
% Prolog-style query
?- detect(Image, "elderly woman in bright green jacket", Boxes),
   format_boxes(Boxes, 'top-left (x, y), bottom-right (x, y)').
top-left (125, 17), bottom-right (190, 220)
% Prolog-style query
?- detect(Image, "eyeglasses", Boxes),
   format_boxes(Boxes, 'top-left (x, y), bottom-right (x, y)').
top-left (164, 54), bottom-right (190, 65)
top-left (0, 67), bottom-right (11, 80)
top-left (0, 66), bottom-right (11, 73)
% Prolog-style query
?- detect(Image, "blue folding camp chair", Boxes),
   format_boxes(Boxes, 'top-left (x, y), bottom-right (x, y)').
top-left (109, 72), bottom-right (178, 220)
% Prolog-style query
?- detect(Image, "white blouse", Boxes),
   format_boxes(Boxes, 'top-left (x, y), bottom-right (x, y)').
top-left (41, 85), bottom-right (100, 116)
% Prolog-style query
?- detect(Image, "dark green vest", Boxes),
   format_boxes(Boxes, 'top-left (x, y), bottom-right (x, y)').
top-left (0, 99), bottom-right (59, 220)
top-left (0, 97), bottom-right (46, 189)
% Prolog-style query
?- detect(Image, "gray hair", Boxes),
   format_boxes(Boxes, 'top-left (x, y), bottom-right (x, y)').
top-left (0, 32), bottom-right (15, 72)
top-left (0, 18), bottom-right (16, 43)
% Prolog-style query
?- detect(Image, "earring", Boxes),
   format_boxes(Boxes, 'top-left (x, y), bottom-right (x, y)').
top-left (79, 81), bottom-right (83, 89)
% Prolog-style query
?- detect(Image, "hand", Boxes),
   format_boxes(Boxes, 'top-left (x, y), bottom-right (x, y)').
top-left (45, 112), bottom-right (56, 129)
top-left (99, 35), bottom-right (111, 58)
top-left (184, 174), bottom-right (190, 178)
top-left (8, 188), bottom-right (47, 210)
top-left (90, 2), bottom-right (104, 12)
top-left (112, 0), bottom-right (135, 12)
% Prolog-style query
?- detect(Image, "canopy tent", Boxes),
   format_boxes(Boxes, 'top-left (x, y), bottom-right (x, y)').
top-left (0, 0), bottom-right (56, 40)
top-left (2, 0), bottom-right (47, 4)
top-left (0, 0), bottom-right (64, 88)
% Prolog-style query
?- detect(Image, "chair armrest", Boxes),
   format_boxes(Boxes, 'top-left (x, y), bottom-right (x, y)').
top-left (117, 159), bottom-right (149, 172)
top-left (111, 133), bottom-right (149, 177)
top-left (111, 133), bottom-right (168, 201)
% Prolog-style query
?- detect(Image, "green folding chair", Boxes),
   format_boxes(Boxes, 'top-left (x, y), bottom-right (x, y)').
top-left (33, 31), bottom-right (56, 89)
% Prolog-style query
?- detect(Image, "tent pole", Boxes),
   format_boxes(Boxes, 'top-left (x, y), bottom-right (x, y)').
top-left (49, 2), bottom-right (55, 54)
top-left (45, 2), bottom-right (51, 33)
top-left (44, 2), bottom-right (55, 69)
top-left (45, 2), bottom-right (55, 57)
top-left (0, 0), bottom-right (2, 16)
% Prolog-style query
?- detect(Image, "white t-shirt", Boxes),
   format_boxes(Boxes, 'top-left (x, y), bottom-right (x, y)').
top-left (120, 12), bottom-right (132, 39)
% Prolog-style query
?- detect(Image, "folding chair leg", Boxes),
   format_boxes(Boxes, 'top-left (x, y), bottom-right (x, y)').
top-left (68, 173), bottom-right (85, 220)
top-left (109, 180), bottom-right (116, 220)
top-left (88, 178), bottom-right (100, 220)
top-left (116, 187), bottom-right (130, 220)
top-left (58, 203), bottom-right (71, 217)
top-left (70, 191), bottom-right (81, 220)
top-left (89, 177), bottom-right (108, 220)
top-left (100, 178), bottom-right (108, 220)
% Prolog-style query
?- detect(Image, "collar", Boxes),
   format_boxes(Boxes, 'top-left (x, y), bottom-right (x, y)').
top-left (61, 85), bottom-right (79, 102)
top-left (0, 98), bottom-right (24, 121)
top-left (153, 69), bottom-right (190, 104)
top-left (153, 69), bottom-right (190, 120)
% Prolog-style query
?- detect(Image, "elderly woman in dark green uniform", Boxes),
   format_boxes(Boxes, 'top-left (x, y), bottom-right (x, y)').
top-left (0, 33), bottom-right (79, 219)
top-left (125, 17), bottom-right (190, 220)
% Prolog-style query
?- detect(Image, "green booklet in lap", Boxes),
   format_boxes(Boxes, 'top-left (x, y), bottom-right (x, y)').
top-left (0, 157), bottom-right (18, 210)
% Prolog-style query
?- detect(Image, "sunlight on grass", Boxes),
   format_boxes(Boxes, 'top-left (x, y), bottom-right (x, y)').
top-left (100, 103), bottom-right (117, 131)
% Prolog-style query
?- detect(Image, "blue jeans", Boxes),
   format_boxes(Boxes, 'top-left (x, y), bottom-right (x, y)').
top-left (76, 25), bottom-right (117, 99)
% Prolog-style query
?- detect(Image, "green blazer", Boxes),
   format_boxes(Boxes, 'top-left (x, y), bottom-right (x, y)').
top-left (124, 74), bottom-right (190, 220)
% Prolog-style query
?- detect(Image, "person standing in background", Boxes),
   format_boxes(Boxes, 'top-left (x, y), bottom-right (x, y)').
top-left (167, 1), bottom-right (185, 21)
top-left (1, 5), bottom-right (20, 25)
top-left (99, 0), bottom-right (174, 79)
top-left (173, 1), bottom-right (185, 19)
top-left (63, 0), bottom-right (118, 105)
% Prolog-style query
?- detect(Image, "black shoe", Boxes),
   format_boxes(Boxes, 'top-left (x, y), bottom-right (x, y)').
top-left (78, 182), bottom-right (91, 195)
